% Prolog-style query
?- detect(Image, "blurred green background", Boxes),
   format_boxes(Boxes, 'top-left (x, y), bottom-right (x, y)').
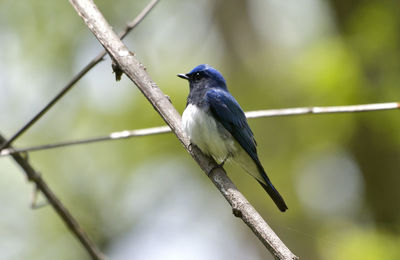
top-left (1, 0), bottom-right (400, 259)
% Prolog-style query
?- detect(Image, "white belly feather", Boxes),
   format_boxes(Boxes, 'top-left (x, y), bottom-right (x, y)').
top-left (182, 104), bottom-right (237, 162)
top-left (182, 104), bottom-right (267, 184)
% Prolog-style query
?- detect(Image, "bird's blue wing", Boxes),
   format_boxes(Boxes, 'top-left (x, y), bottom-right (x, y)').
top-left (205, 88), bottom-right (258, 161)
top-left (206, 88), bottom-right (288, 212)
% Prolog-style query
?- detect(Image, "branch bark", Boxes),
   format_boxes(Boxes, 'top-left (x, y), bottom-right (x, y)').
top-left (0, 134), bottom-right (105, 260)
top-left (69, 0), bottom-right (298, 259)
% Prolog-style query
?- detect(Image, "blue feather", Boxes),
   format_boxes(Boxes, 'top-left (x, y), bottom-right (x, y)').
top-left (205, 88), bottom-right (288, 212)
top-left (205, 89), bottom-right (256, 160)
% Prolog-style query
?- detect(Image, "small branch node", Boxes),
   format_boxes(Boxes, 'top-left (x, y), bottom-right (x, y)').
top-left (112, 61), bottom-right (123, 81)
top-left (165, 94), bottom-right (172, 103)
top-left (31, 185), bottom-right (48, 209)
top-left (232, 208), bottom-right (243, 218)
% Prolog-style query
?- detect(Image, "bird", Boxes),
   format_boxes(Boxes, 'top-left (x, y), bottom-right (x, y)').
top-left (178, 64), bottom-right (288, 212)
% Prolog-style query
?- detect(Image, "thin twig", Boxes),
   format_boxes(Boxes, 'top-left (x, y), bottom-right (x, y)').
top-left (0, 134), bottom-right (105, 260)
top-left (0, 0), bottom-right (160, 152)
top-left (0, 126), bottom-right (170, 156)
top-left (245, 102), bottom-right (400, 118)
top-left (69, 0), bottom-right (298, 259)
top-left (1, 102), bottom-right (398, 156)
top-left (120, 0), bottom-right (160, 38)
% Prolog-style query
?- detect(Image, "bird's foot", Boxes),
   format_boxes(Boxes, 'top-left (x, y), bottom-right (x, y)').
top-left (208, 158), bottom-right (227, 176)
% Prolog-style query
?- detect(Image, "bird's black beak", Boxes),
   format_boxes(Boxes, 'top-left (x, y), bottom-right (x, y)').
top-left (177, 73), bottom-right (189, 80)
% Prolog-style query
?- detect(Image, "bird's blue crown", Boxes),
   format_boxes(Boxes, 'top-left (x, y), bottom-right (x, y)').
top-left (189, 64), bottom-right (227, 87)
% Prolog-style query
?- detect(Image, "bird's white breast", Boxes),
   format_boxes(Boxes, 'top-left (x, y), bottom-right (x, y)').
top-left (182, 104), bottom-right (237, 162)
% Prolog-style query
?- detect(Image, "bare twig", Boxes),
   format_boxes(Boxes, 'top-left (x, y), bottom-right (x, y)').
top-left (0, 134), bottom-right (105, 260)
top-left (120, 0), bottom-right (160, 38)
top-left (1, 102), bottom-right (398, 156)
top-left (245, 102), bottom-right (400, 118)
top-left (0, 126), bottom-right (170, 156)
top-left (69, 0), bottom-right (298, 259)
top-left (0, 0), bottom-right (160, 152)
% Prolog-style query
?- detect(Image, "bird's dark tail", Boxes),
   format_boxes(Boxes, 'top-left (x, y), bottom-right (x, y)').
top-left (233, 149), bottom-right (288, 212)
top-left (257, 180), bottom-right (288, 212)
top-left (256, 165), bottom-right (288, 212)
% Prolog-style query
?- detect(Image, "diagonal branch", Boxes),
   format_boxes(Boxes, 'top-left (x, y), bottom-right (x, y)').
top-left (1, 101), bottom-right (398, 156)
top-left (0, 134), bottom-right (105, 260)
top-left (69, 0), bottom-right (298, 259)
top-left (0, 0), bottom-right (160, 152)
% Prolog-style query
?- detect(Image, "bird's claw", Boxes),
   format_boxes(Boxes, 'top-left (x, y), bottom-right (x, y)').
top-left (208, 158), bottom-right (227, 176)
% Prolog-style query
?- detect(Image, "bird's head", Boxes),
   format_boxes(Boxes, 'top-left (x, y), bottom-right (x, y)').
top-left (178, 64), bottom-right (227, 91)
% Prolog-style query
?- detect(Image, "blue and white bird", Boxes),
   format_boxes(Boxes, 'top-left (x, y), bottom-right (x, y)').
top-left (178, 64), bottom-right (288, 212)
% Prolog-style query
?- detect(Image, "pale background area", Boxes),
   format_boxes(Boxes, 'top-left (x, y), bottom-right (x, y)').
top-left (1, 0), bottom-right (400, 259)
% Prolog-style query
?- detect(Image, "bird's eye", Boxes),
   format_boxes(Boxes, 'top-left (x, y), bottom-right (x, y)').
top-left (194, 72), bottom-right (201, 80)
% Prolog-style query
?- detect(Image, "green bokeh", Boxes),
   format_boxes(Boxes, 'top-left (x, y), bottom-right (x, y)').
top-left (1, 0), bottom-right (400, 259)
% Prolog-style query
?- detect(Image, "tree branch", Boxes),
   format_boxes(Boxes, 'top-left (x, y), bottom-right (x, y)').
top-left (69, 0), bottom-right (298, 259)
top-left (0, 0), bottom-right (160, 152)
top-left (245, 102), bottom-right (400, 118)
top-left (0, 126), bottom-right (170, 156)
top-left (1, 101), bottom-right (398, 156)
top-left (0, 134), bottom-right (105, 260)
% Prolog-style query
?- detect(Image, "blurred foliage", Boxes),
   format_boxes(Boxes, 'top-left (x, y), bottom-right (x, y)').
top-left (1, 0), bottom-right (400, 259)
